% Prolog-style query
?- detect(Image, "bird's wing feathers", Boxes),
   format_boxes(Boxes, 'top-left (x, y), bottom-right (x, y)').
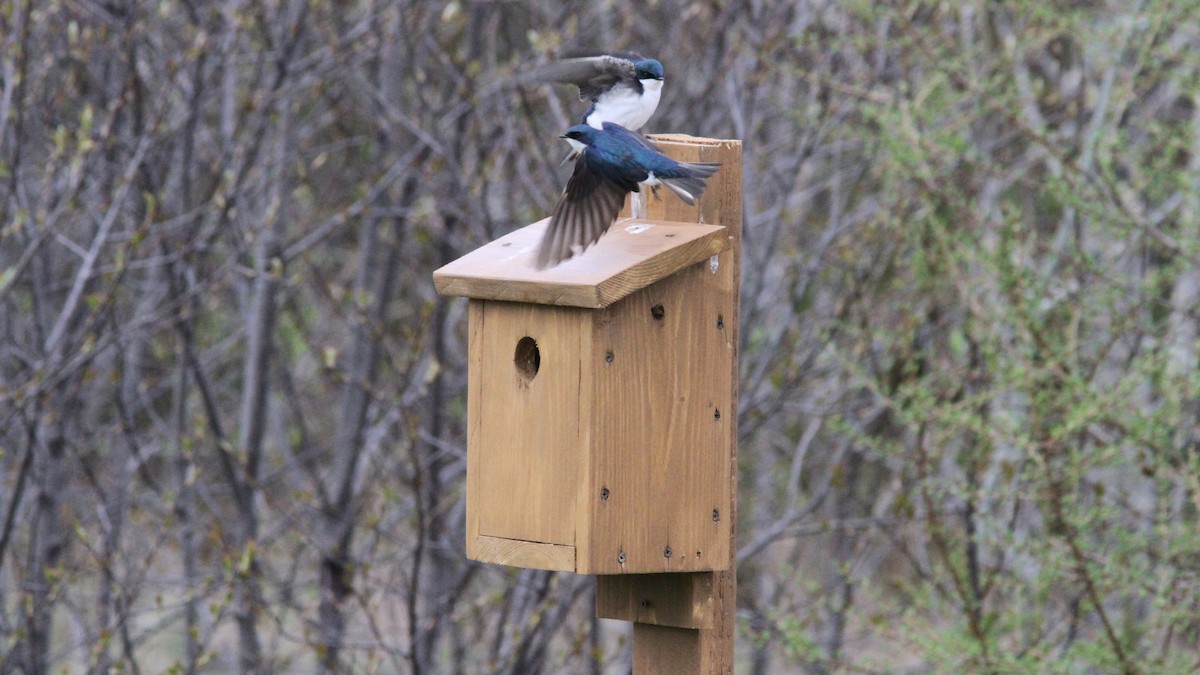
top-left (561, 49), bottom-right (647, 63)
top-left (597, 124), bottom-right (722, 202)
top-left (536, 124), bottom-right (721, 268)
top-left (619, 125), bottom-right (664, 152)
top-left (532, 55), bottom-right (639, 101)
top-left (536, 155), bottom-right (630, 269)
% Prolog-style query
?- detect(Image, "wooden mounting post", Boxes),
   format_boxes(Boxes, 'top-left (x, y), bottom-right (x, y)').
top-left (595, 135), bottom-right (742, 673)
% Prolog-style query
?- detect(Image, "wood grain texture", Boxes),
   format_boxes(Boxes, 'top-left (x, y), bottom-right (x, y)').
top-left (471, 535), bottom-right (575, 572)
top-left (632, 625), bottom-right (703, 673)
top-left (465, 301), bottom-right (484, 563)
top-left (595, 573), bottom-right (714, 629)
top-left (691, 135), bottom-right (742, 675)
top-left (472, 300), bottom-right (586, 546)
top-left (432, 219), bottom-right (729, 308)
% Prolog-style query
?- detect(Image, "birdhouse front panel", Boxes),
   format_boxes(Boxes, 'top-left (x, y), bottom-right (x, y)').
top-left (466, 299), bottom-right (590, 570)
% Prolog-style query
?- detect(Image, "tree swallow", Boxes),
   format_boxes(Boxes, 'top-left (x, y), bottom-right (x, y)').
top-left (534, 52), bottom-right (665, 158)
top-left (536, 123), bottom-right (720, 269)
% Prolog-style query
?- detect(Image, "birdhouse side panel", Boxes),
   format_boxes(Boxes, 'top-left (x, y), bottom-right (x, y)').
top-left (467, 300), bottom-right (589, 559)
top-left (581, 260), bottom-right (733, 574)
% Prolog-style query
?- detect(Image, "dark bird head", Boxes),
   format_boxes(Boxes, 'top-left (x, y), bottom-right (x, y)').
top-left (634, 59), bottom-right (664, 81)
top-left (561, 124), bottom-right (599, 145)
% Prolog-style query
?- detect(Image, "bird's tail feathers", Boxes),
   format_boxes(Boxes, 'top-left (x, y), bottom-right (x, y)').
top-left (681, 161), bottom-right (721, 178)
top-left (661, 162), bottom-right (721, 205)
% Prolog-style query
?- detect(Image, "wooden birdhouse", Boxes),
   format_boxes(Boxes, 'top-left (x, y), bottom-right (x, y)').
top-left (433, 136), bottom-right (740, 577)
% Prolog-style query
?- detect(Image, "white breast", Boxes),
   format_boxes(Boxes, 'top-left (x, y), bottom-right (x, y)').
top-left (587, 79), bottom-right (663, 131)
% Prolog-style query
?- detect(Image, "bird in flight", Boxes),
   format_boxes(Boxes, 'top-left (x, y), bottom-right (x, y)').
top-left (534, 51), bottom-right (664, 130)
top-left (536, 122), bottom-right (720, 270)
top-left (533, 51), bottom-right (664, 160)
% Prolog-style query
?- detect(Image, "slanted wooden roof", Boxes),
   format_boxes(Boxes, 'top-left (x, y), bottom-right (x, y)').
top-left (433, 217), bottom-right (729, 308)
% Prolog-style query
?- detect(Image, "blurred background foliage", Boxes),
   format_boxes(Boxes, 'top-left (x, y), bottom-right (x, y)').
top-left (3, 0), bottom-right (1200, 672)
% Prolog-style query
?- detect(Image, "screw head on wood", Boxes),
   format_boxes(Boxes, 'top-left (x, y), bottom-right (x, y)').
top-left (604, 350), bottom-right (614, 364)
top-left (663, 546), bottom-right (672, 559)
top-left (600, 487), bottom-right (610, 501)
top-left (650, 304), bottom-right (665, 320)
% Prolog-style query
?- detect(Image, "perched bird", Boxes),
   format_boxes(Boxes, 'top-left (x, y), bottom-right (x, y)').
top-left (536, 123), bottom-right (720, 269)
top-left (533, 52), bottom-right (665, 159)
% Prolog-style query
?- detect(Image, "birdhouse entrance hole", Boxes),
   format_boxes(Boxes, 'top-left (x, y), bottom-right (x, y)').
top-left (514, 336), bottom-right (540, 382)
